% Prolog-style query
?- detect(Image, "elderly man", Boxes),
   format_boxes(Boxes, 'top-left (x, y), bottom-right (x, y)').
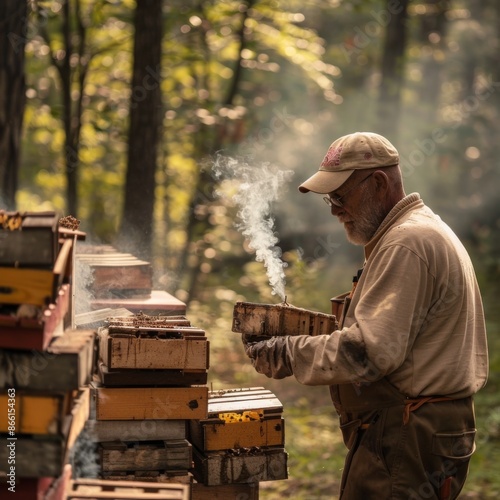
top-left (242, 132), bottom-right (488, 499)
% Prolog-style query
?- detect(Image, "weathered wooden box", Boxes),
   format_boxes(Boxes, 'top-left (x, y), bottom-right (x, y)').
top-left (86, 418), bottom-right (187, 443)
top-left (0, 220), bottom-right (74, 307)
top-left (0, 436), bottom-right (66, 477)
top-left (98, 326), bottom-right (209, 371)
top-left (232, 301), bottom-right (338, 337)
top-left (0, 390), bottom-right (89, 477)
top-left (0, 329), bottom-right (95, 391)
top-left (190, 387), bottom-right (284, 452)
top-left (192, 447), bottom-right (288, 486)
top-left (0, 388), bottom-right (88, 438)
top-left (103, 314), bottom-right (191, 329)
top-left (95, 314), bottom-right (209, 386)
top-left (90, 384), bottom-right (208, 421)
top-left (99, 471), bottom-right (192, 484)
top-left (0, 211), bottom-right (59, 267)
top-left (0, 267), bottom-right (57, 306)
top-left (99, 439), bottom-right (193, 473)
top-left (0, 391), bottom-right (67, 435)
top-left (0, 284), bottom-right (70, 350)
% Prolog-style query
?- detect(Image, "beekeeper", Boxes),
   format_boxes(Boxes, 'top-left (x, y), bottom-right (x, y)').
top-left (242, 132), bottom-right (489, 499)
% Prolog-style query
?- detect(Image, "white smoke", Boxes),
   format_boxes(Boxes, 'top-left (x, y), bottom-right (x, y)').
top-left (213, 154), bottom-right (294, 301)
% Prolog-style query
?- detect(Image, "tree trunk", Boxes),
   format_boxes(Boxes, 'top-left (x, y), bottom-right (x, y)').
top-left (60, 0), bottom-right (78, 217)
top-left (39, 0), bottom-right (89, 218)
top-left (119, 0), bottom-right (163, 261)
top-left (417, 0), bottom-right (450, 122)
top-left (0, 0), bottom-right (27, 210)
top-left (377, 0), bottom-right (410, 140)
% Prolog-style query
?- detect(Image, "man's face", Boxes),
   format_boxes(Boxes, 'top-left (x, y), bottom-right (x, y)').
top-left (326, 172), bottom-right (387, 246)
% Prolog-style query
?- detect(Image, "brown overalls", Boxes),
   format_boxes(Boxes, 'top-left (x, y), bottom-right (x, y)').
top-left (330, 285), bottom-right (476, 499)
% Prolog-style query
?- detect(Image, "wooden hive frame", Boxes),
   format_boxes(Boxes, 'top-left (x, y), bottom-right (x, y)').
top-left (65, 478), bottom-right (189, 500)
top-left (232, 301), bottom-right (338, 338)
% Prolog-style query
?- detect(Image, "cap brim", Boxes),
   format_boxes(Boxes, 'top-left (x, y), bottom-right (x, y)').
top-left (298, 169), bottom-right (354, 194)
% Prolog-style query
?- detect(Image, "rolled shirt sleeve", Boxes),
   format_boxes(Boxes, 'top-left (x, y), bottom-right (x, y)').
top-left (285, 245), bottom-right (434, 386)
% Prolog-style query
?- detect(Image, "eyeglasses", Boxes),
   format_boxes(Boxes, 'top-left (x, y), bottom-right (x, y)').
top-left (323, 172), bottom-right (375, 209)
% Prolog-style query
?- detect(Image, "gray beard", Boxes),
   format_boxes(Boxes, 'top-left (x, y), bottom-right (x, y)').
top-left (344, 187), bottom-right (386, 246)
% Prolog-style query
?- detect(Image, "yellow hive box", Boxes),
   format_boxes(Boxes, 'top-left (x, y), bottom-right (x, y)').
top-left (190, 387), bottom-right (285, 452)
top-left (0, 392), bottom-right (69, 435)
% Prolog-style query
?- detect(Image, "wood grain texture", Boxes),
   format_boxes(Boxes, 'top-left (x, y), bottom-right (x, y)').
top-left (0, 267), bottom-right (55, 306)
top-left (193, 418), bottom-right (285, 452)
top-left (93, 385), bottom-right (208, 420)
top-left (192, 447), bottom-right (288, 486)
top-left (100, 334), bottom-right (209, 370)
top-left (100, 472), bottom-right (191, 484)
top-left (85, 419), bottom-right (186, 443)
top-left (100, 440), bottom-right (192, 472)
top-left (232, 301), bottom-right (338, 337)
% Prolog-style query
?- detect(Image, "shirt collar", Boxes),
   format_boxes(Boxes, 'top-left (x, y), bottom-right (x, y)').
top-left (364, 192), bottom-right (422, 260)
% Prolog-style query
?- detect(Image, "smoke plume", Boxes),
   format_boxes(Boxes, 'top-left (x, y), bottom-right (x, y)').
top-left (213, 154), bottom-right (294, 301)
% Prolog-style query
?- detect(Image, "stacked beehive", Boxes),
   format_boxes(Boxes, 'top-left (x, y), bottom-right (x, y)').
top-left (0, 211), bottom-right (94, 497)
top-left (0, 212), bottom-right (78, 350)
top-left (85, 313), bottom-right (210, 486)
top-left (189, 387), bottom-right (287, 499)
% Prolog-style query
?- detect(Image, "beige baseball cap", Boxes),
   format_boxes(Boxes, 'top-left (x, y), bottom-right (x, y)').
top-left (298, 132), bottom-right (399, 194)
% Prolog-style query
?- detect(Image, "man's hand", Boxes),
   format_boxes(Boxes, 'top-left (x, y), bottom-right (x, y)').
top-left (241, 335), bottom-right (293, 379)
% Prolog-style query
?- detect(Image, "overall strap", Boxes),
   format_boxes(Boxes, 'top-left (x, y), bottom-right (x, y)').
top-left (403, 396), bottom-right (454, 425)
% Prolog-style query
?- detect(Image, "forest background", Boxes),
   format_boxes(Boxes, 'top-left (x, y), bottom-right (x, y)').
top-left (1, 0), bottom-right (500, 498)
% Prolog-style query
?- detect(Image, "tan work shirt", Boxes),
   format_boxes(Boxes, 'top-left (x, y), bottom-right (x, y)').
top-left (286, 193), bottom-right (488, 398)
